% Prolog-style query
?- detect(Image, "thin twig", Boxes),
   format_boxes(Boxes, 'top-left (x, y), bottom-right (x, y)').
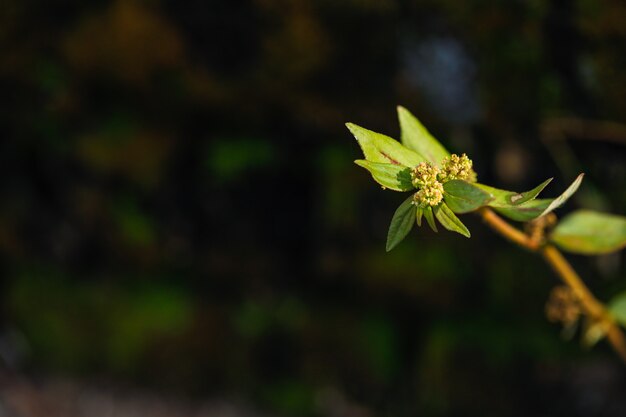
top-left (479, 208), bottom-right (539, 251)
top-left (478, 207), bottom-right (626, 363)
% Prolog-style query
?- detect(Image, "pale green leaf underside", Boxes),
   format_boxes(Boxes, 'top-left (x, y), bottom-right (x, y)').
top-left (434, 202), bottom-right (470, 237)
top-left (536, 173), bottom-right (584, 218)
top-left (481, 174), bottom-right (583, 222)
top-left (475, 178), bottom-right (552, 208)
top-left (354, 160), bottom-right (414, 192)
top-left (347, 123), bottom-right (425, 168)
top-left (493, 199), bottom-right (552, 222)
top-left (443, 180), bottom-right (494, 214)
top-left (609, 293), bottom-right (626, 328)
top-left (397, 106), bottom-right (450, 164)
top-left (550, 210), bottom-right (626, 255)
top-left (386, 195), bottom-right (417, 252)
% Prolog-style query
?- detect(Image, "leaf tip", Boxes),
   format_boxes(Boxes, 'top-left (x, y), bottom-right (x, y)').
top-left (345, 122), bottom-right (361, 137)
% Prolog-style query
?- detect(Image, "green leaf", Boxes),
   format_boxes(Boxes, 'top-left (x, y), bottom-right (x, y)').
top-left (609, 292), bottom-right (626, 327)
top-left (493, 199), bottom-right (552, 222)
top-left (416, 207), bottom-right (423, 227)
top-left (443, 180), bottom-right (494, 213)
top-left (386, 195), bottom-right (417, 252)
top-left (346, 123), bottom-right (425, 167)
top-left (397, 106), bottom-right (450, 164)
top-left (550, 210), bottom-right (626, 255)
top-left (423, 206), bottom-right (438, 232)
top-left (433, 203), bottom-right (471, 237)
top-left (475, 178), bottom-right (553, 208)
top-left (537, 173), bottom-right (584, 218)
top-left (354, 160), bottom-right (414, 191)
top-left (581, 317), bottom-right (607, 348)
top-left (483, 174), bottom-right (584, 222)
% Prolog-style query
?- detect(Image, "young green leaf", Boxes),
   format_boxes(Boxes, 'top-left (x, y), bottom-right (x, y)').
top-left (609, 292), bottom-right (626, 328)
top-left (474, 178), bottom-right (553, 208)
top-left (493, 199), bottom-right (552, 222)
top-left (416, 207), bottom-right (423, 227)
top-left (484, 174), bottom-right (584, 222)
top-left (443, 180), bottom-right (494, 213)
top-left (433, 202), bottom-right (471, 237)
top-left (346, 123), bottom-right (425, 167)
top-left (397, 106), bottom-right (450, 164)
top-left (581, 318), bottom-right (607, 348)
top-left (549, 210), bottom-right (626, 255)
top-left (386, 195), bottom-right (417, 252)
top-left (537, 173), bottom-right (584, 218)
top-left (354, 160), bottom-right (414, 191)
top-left (423, 206), bottom-right (438, 232)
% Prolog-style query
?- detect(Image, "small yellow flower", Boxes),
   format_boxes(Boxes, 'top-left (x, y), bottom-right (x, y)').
top-left (409, 154), bottom-right (476, 207)
top-left (410, 162), bottom-right (444, 207)
top-left (411, 162), bottom-right (440, 188)
top-left (439, 153), bottom-right (477, 183)
top-left (413, 181), bottom-right (444, 208)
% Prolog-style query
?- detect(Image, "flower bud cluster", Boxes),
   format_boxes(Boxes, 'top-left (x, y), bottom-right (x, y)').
top-left (410, 154), bottom-right (477, 207)
top-left (545, 285), bottom-right (580, 326)
top-left (413, 182), bottom-right (444, 208)
top-left (411, 162), bottom-right (444, 207)
top-left (411, 162), bottom-right (439, 188)
top-left (438, 153), bottom-right (477, 183)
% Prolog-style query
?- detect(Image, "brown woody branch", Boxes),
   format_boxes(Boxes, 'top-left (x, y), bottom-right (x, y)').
top-left (478, 207), bottom-right (626, 363)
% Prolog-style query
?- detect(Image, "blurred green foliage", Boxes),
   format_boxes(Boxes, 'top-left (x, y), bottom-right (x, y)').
top-left (10, 267), bottom-right (192, 373)
top-left (207, 138), bottom-right (277, 184)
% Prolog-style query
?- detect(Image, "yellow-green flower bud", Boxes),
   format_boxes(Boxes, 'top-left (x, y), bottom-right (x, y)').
top-left (438, 153), bottom-right (477, 183)
top-left (410, 161), bottom-right (445, 207)
top-left (411, 162), bottom-right (440, 189)
top-left (412, 181), bottom-right (444, 208)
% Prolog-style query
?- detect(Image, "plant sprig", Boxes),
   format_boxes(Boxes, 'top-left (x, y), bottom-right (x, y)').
top-left (348, 106), bottom-right (626, 362)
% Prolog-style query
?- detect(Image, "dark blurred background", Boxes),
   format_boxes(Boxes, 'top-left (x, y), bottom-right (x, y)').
top-left (1, 0), bottom-right (626, 416)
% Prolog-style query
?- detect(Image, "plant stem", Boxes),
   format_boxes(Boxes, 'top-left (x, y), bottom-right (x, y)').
top-left (478, 207), bottom-right (626, 363)
top-left (479, 208), bottom-right (539, 251)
